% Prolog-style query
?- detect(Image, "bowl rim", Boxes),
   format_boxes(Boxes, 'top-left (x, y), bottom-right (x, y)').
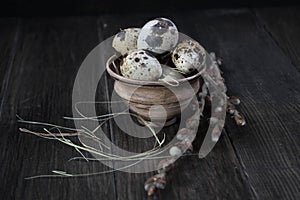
top-left (106, 55), bottom-right (203, 86)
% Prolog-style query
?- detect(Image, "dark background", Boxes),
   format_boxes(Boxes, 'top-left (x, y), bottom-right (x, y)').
top-left (1, 0), bottom-right (300, 17)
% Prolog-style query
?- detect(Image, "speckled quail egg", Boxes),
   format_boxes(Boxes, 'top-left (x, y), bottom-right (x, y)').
top-left (171, 40), bottom-right (206, 74)
top-left (120, 50), bottom-right (162, 81)
top-left (112, 28), bottom-right (141, 55)
top-left (137, 17), bottom-right (179, 54)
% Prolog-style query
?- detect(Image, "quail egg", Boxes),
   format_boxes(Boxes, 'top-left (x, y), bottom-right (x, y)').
top-left (112, 28), bottom-right (141, 55)
top-left (172, 40), bottom-right (206, 74)
top-left (120, 50), bottom-right (162, 81)
top-left (137, 17), bottom-right (179, 54)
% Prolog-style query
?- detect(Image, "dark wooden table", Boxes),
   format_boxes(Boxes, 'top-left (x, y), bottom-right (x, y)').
top-left (0, 6), bottom-right (300, 200)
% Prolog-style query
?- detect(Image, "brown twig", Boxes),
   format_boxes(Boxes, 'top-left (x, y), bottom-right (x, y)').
top-left (226, 97), bottom-right (246, 126)
top-left (144, 52), bottom-right (247, 196)
top-left (144, 103), bottom-right (199, 196)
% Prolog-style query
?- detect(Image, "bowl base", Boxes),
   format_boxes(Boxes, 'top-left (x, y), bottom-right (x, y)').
top-left (136, 117), bottom-right (177, 128)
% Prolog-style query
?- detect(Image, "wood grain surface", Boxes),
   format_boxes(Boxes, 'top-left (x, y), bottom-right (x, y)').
top-left (254, 7), bottom-right (300, 72)
top-left (0, 6), bottom-right (299, 200)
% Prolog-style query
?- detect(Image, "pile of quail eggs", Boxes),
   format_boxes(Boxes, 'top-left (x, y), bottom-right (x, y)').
top-left (112, 17), bottom-right (207, 81)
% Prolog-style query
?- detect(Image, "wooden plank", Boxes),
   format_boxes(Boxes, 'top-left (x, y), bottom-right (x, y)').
top-left (181, 8), bottom-right (300, 200)
top-left (254, 7), bottom-right (300, 72)
top-left (0, 17), bottom-right (19, 198)
top-left (1, 7), bottom-right (299, 200)
top-left (0, 17), bottom-right (116, 200)
top-left (0, 18), bottom-right (18, 117)
top-left (98, 13), bottom-right (254, 199)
